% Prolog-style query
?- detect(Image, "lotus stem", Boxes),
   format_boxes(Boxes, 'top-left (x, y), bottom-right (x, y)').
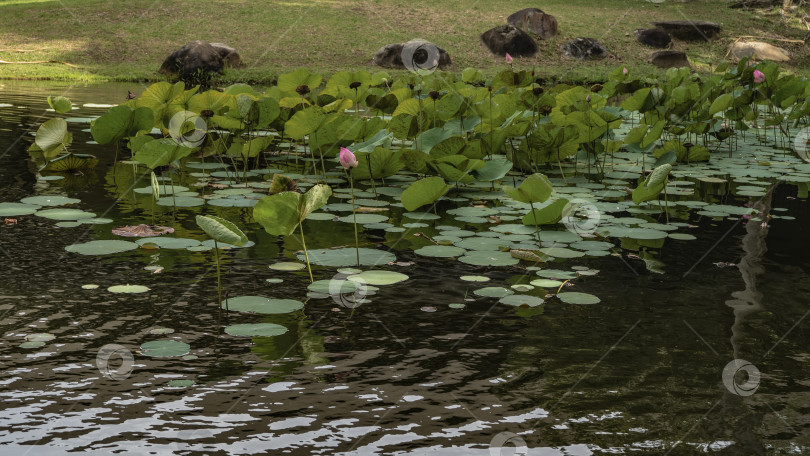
top-left (214, 240), bottom-right (223, 328)
top-left (298, 221), bottom-right (314, 283)
top-left (348, 171), bottom-right (360, 267)
top-left (664, 178), bottom-right (670, 224)
top-left (530, 201), bottom-right (541, 245)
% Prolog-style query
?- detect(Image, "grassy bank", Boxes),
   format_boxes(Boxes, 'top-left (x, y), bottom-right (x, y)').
top-left (1, 0), bottom-right (808, 85)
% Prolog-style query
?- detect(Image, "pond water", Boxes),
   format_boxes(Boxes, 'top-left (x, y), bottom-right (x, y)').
top-left (1, 80), bottom-right (809, 455)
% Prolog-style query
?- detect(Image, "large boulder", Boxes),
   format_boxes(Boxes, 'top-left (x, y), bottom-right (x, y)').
top-left (559, 37), bottom-right (607, 60)
top-left (159, 41), bottom-right (244, 81)
top-left (730, 41), bottom-right (790, 62)
top-left (480, 24), bottom-right (538, 58)
top-left (210, 43), bottom-right (246, 68)
top-left (634, 28), bottom-right (671, 48)
top-left (507, 8), bottom-right (558, 40)
top-left (650, 20), bottom-right (720, 41)
top-left (373, 39), bottom-right (452, 71)
top-left (649, 50), bottom-right (689, 68)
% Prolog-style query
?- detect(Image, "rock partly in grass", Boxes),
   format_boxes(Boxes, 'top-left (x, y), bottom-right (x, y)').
top-left (649, 50), bottom-right (690, 69)
top-left (560, 37), bottom-right (607, 60)
top-left (373, 39), bottom-right (452, 70)
top-left (480, 24), bottom-right (538, 58)
top-left (634, 28), bottom-right (672, 49)
top-left (507, 8), bottom-right (558, 40)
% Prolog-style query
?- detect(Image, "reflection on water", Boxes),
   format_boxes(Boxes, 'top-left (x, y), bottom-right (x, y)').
top-left (0, 81), bottom-right (809, 455)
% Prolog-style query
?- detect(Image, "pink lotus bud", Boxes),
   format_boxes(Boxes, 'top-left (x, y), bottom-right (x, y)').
top-left (505, 53), bottom-right (513, 64)
top-left (339, 147), bottom-right (358, 169)
top-left (753, 70), bottom-right (765, 83)
top-left (622, 67), bottom-right (628, 75)
top-left (586, 94), bottom-right (591, 102)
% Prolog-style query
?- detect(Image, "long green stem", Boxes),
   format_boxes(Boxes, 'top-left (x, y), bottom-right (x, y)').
top-left (348, 172), bottom-right (360, 267)
top-left (530, 201), bottom-right (541, 245)
top-left (299, 222), bottom-right (314, 283)
top-left (214, 240), bottom-right (223, 328)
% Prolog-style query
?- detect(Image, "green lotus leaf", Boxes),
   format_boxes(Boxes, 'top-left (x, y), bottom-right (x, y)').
top-left (140, 340), bottom-right (190, 357)
top-left (503, 173), bottom-right (553, 204)
top-left (400, 177), bottom-right (452, 211)
top-left (224, 323), bottom-right (288, 337)
top-left (195, 215), bottom-right (248, 246)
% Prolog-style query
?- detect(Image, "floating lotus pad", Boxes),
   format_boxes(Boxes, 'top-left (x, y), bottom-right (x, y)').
top-left (297, 247), bottom-right (396, 267)
top-left (538, 247), bottom-right (586, 259)
top-left (0, 202), bottom-right (40, 216)
top-left (108, 284), bottom-right (150, 293)
top-left (499, 295), bottom-right (545, 307)
top-left (307, 279), bottom-right (361, 294)
top-left (458, 251), bottom-right (519, 267)
top-left (460, 275), bottom-right (490, 282)
top-left (454, 237), bottom-right (510, 251)
top-left (535, 269), bottom-right (578, 279)
top-left (449, 303), bottom-right (466, 309)
top-left (474, 287), bottom-right (514, 298)
top-left (36, 208), bottom-right (96, 220)
top-left (222, 296), bottom-right (304, 314)
top-left (338, 214), bottom-right (389, 224)
top-left (20, 341), bottom-right (45, 349)
top-left (668, 233), bottom-right (697, 240)
top-left (26, 333), bottom-right (55, 342)
top-left (136, 237), bottom-right (201, 249)
top-left (81, 284), bottom-right (99, 289)
top-left (134, 185), bottom-right (190, 195)
top-left (149, 327), bottom-right (175, 335)
top-left (557, 292), bottom-right (601, 305)
top-left (20, 195), bottom-right (80, 206)
top-left (265, 278), bottom-right (283, 284)
top-left (56, 221), bottom-right (82, 228)
top-left (65, 240), bottom-right (139, 255)
top-left (530, 278), bottom-right (564, 288)
top-left (156, 196), bottom-right (204, 207)
top-left (201, 239), bottom-right (255, 249)
top-left (414, 245), bottom-right (466, 258)
top-left (167, 379), bottom-right (196, 388)
top-left (140, 340), bottom-right (190, 357)
top-left (348, 270), bottom-right (409, 286)
top-left (269, 262), bottom-right (306, 271)
top-left (224, 323), bottom-right (288, 337)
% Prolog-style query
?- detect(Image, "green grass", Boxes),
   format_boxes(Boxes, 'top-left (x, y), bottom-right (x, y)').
top-left (1, 0), bottom-right (808, 85)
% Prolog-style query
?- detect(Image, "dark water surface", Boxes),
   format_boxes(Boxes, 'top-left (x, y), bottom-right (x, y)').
top-left (0, 81), bottom-right (809, 455)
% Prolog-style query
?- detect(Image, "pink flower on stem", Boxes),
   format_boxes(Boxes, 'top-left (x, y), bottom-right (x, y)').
top-left (622, 67), bottom-right (628, 76)
top-left (753, 70), bottom-right (765, 84)
top-left (339, 147), bottom-right (358, 169)
top-left (505, 53), bottom-right (513, 64)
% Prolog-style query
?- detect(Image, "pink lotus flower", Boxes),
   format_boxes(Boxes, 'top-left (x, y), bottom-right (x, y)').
top-left (753, 70), bottom-right (765, 83)
top-left (339, 147), bottom-right (358, 169)
top-left (622, 67), bottom-right (628, 75)
top-left (505, 53), bottom-right (513, 64)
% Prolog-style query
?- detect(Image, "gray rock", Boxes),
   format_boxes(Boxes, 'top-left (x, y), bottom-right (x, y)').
top-left (634, 28), bottom-right (672, 48)
top-left (480, 24), bottom-right (538, 58)
top-left (559, 37), bottom-right (607, 60)
top-left (507, 8), bottom-right (558, 40)
top-left (651, 20), bottom-right (720, 41)
top-left (159, 41), bottom-right (244, 82)
top-left (730, 41), bottom-right (790, 62)
top-left (209, 43), bottom-right (246, 69)
top-left (649, 50), bottom-right (689, 68)
top-left (373, 39), bottom-right (452, 71)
